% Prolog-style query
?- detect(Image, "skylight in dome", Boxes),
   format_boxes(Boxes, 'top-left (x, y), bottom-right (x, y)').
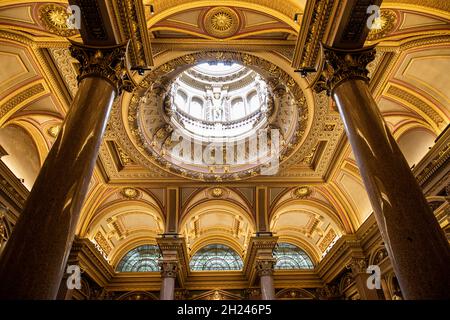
top-left (194, 62), bottom-right (242, 75)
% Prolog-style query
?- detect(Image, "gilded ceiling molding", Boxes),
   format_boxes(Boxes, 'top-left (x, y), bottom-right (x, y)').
top-left (269, 198), bottom-right (346, 236)
top-left (391, 119), bottom-right (437, 141)
top-left (37, 3), bottom-right (78, 37)
top-left (0, 82), bottom-right (46, 126)
top-left (109, 0), bottom-right (154, 67)
top-left (383, 0), bottom-right (450, 18)
top-left (291, 0), bottom-right (339, 69)
top-left (203, 7), bottom-right (240, 38)
top-left (0, 31), bottom-right (73, 112)
top-left (76, 183), bottom-right (111, 236)
top-left (366, 9), bottom-right (398, 41)
top-left (385, 83), bottom-right (446, 132)
top-left (324, 182), bottom-right (362, 231)
top-left (4, 118), bottom-right (50, 165)
top-left (47, 48), bottom-right (78, 97)
top-left (181, 188), bottom-right (253, 221)
top-left (149, 0), bottom-right (302, 31)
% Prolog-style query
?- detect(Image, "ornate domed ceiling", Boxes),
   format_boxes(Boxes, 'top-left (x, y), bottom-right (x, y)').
top-left (114, 51), bottom-right (310, 182)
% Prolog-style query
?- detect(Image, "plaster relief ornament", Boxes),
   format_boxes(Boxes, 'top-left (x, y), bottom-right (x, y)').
top-left (293, 186), bottom-right (312, 198)
top-left (122, 187), bottom-right (139, 199)
top-left (38, 4), bottom-right (78, 37)
top-left (204, 7), bottom-right (240, 38)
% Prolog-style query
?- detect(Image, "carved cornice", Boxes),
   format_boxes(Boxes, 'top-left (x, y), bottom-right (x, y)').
top-left (111, 0), bottom-right (154, 67)
top-left (243, 236), bottom-right (278, 283)
top-left (413, 126), bottom-right (450, 191)
top-left (0, 161), bottom-right (28, 216)
top-left (69, 41), bottom-right (134, 95)
top-left (157, 236), bottom-right (190, 281)
top-left (314, 45), bottom-right (377, 96)
top-left (292, 0), bottom-right (337, 69)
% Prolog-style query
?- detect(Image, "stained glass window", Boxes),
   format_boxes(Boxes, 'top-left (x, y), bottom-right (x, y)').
top-left (190, 244), bottom-right (243, 271)
top-left (116, 245), bottom-right (161, 272)
top-left (274, 243), bottom-right (314, 270)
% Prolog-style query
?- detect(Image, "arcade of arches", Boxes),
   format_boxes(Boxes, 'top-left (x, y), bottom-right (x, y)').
top-left (0, 0), bottom-right (449, 300)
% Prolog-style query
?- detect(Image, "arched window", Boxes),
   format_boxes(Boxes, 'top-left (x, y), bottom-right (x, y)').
top-left (190, 97), bottom-right (203, 119)
top-left (230, 97), bottom-right (245, 120)
top-left (247, 91), bottom-right (259, 113)
top-left (116, 245), bottom-right (161, 272)
top-left (190, 244), bottom-right (243, 271)
top-left (175, 90), bottom-right (188, 111)
top-left (274, 243), bottom-right (314, 270)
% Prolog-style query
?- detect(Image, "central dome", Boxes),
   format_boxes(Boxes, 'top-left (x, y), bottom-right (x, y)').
top-left (169, 62), bottom-right (269, 140)
top-left (125, 52), bottom-right (308, 181)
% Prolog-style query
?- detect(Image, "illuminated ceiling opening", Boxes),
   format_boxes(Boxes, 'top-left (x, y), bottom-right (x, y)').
top-left (169, 61), bottom-right (269, 140)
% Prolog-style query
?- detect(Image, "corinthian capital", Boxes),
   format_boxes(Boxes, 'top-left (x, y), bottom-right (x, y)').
top-left (314, 44), bottom-right (376, 95)
top-left (255, 258), bottom-right (276, 277)
top-left (346, 257), bottom-right (368, 276)
top-left (159, 260), bottom-right (178, 278)
top-left (69, 40), bottom-right (134, 94)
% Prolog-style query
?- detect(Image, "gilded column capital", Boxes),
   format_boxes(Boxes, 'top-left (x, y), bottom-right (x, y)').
top-left (159, 260), bottom-right (178, 278)
top-left (255, 258), bottom-right (276, 277)
top-left (346, 257), bottom-right (368, 276)
top-left (69, 40), bottom-right (134, 95)
top-left (314, 44), bottom-right (376, 96)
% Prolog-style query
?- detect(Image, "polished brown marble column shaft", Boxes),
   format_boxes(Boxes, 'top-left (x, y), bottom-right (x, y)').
top-left (317, 45), bottom-right (450, 299)
top-left (0, 43), bottom-right (131, 299)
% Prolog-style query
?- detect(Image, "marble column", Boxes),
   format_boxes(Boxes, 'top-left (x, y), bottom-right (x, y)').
top-left (347, 257), bottom-right (379, 300)
top-left (159, 260), bottom-right (178, 300)
top-left (256, 258), bottom-right (276, 300)
top-left (314, 44), bottom-right (450, 299)
top-left (0, 41), bottom-right (133, 299)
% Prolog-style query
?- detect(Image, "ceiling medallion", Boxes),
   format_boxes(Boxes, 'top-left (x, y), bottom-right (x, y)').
top-left (211, 188), bottom-right (224, 198)
top-left (204, 7), bottom-right (240, 38)
top-left (293, 186), bottom-right (311, 199)
top-left (38, 4), bottom-right (77, 37)
top-left (367, 9), bottom-right (397, 41)
top-left (121, 187), bottom-right (139, 199)
top-left (47, 125), bottom-right (61, 138)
